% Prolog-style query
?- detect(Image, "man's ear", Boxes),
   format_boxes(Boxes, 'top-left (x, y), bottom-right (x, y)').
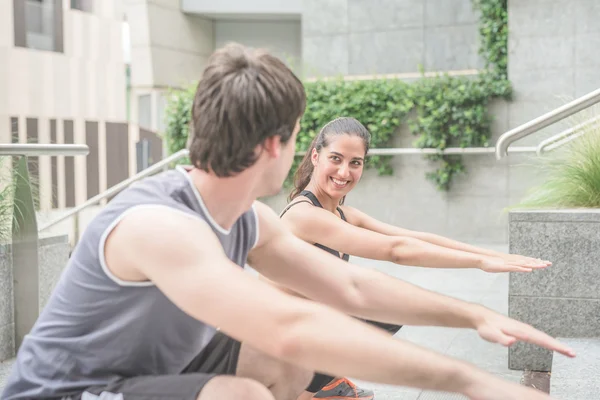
top-left (261, 135), bottom-right (282, 159)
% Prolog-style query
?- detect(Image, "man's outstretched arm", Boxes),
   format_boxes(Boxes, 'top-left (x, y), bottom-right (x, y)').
top-left (250, 201), bottom-right (575, 357)
top-left (105, 205), bottom-right (552, 399)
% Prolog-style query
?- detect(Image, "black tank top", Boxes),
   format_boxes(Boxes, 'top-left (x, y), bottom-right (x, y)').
top-left (280, 190), bottom-right (350, 261)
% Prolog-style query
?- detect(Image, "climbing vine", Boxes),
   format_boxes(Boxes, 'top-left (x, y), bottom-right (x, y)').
top-left (473, 0), bottom-right (509, 80)
top-left (163, 0), bottom-right (510, 191)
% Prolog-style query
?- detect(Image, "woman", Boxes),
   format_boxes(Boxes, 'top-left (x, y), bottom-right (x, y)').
top-left (276, 117), bottom-right (550, 400)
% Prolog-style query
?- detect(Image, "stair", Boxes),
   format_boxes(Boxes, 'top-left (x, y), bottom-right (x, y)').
top-left (550, 338), bottom-right (600, 399)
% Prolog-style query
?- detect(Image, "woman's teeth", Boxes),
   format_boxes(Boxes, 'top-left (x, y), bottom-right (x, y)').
top-left (331, 178), bottom-right (348, 187)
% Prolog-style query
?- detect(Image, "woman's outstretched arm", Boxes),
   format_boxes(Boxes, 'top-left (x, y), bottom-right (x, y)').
top-left (280, 202), bottom-right (548, 273)
top-left (341, 205), bottom-right (551, 266)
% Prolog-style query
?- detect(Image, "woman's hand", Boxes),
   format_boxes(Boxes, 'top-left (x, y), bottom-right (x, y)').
top-left (502, 253), bottom-right (552, 267)
top-left (479, 256), bottom-right (550, 273)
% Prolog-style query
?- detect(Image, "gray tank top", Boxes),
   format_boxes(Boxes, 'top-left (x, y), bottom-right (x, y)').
top-left (1, 166), bottom-right (259, 399)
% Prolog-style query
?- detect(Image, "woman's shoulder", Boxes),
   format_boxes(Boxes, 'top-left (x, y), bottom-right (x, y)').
top-left (337, 204), bottom-right (364, 226)
top-left (279, 196), bottom-right (315, 219)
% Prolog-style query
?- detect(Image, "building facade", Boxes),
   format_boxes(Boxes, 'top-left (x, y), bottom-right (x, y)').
top-left (1, 0), bottom-right (132, 212)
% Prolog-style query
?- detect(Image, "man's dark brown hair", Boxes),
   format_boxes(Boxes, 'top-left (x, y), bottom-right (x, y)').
top-left (189, 42), bottom-right (306, 177)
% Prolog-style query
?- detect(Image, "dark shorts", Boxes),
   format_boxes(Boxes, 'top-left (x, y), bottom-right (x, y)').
top-left (65, 331), bottom-right (241, 400)
top-left (306, 319), bottom-right (402, 393)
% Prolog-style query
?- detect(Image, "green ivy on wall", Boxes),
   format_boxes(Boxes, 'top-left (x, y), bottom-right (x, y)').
top-left (473, 0), bottom-right (509, 80)
top-left (162, 0), bottom-right (510, 191)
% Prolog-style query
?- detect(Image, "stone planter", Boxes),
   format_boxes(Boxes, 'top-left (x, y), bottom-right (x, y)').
top-left (508, 209), bottom-right (600, 371)
top-left (0, 234), bottom-right (70, 361)
top-left (0, 241), bottom-right (14, 362)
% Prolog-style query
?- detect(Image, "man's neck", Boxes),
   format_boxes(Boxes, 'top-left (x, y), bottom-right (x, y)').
top-left (187, 167), bottom-right (258, 231)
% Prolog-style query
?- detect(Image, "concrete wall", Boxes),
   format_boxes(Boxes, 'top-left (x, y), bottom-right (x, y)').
top-left (37, 235), bottom-right (71, 314)
top-left (0, 235), bottom-right (70, 362)
top-left (126, 0), bottom-right (214, 89)
top-left (508, 210), bottom-right (600, 372)
top-left (215, 20), bottom-right (302, 74)
top-left (507, 0), bottom-right (600, 148)
top-left (302, 0), bottom-right (483, 77)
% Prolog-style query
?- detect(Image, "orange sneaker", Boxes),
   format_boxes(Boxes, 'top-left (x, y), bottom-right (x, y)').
top-left (313, 377), bottom-right (375, 399)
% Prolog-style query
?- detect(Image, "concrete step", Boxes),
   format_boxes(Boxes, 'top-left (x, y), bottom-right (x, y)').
top-left (550, 338), bottom-right (600, 399)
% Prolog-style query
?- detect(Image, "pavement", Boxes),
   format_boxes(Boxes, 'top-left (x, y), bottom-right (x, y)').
top-left (550, 338), bottom-right (600, 400)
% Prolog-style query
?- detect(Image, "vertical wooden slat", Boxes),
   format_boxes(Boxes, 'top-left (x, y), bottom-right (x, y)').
top-left (85, 121), bottom-right (100, 199)
top-left (105, 122), bottom-right (130, 190)
top-left (63, 120), bottom-right (76, 207)
top-left (50, 119), bottom-right (58, 208)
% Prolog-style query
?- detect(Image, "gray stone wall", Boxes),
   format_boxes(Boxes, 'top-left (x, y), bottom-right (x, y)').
top-left (302, 0), bottom-right (483, 77)
top-left (508, 210), bottom-right (600, 371)
top-left (0, 235), bottom-right (70, 361)
top-left (0, 243), bottom-right (14, 362)
top-left (38, 235), bottom-right (70, 313)
top-left (507, 0), bottom-right (600, 148)
top-left (215, 20), bottom-right (302, 74)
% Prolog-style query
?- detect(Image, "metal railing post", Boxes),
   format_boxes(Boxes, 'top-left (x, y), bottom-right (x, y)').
top-left (73, 213), bottom-right (80, 248)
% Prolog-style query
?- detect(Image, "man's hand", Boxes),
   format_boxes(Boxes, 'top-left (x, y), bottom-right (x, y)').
top-left (473, 306), bottom-right (576, 358)
top-left (479, 256), bottom-right (550, 273)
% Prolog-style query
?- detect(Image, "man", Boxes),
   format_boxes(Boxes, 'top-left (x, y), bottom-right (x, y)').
top-left (2, 43), bottom-right (573, 400)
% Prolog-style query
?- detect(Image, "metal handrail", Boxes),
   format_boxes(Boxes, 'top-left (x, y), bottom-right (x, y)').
top-left (39, 144), bottom-right (539, 235)
top-left (495, 87), bottom-right (600, 160)
top-left (536, 116), bottom-right (600, 156)
top-left (296, 146), bottom-right (537, 156)
top-left (38, 149), bottom-right (190, 232)
top-left (0, 144), bottom-right (89, 156)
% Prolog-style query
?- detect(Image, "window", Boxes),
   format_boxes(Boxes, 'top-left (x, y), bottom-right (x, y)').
top-left (13, 0), bottom-right (63, 52)
top-left (71, 0), bottom-right (93, 13)
top-left (138, 94), bottom-right (152, 130)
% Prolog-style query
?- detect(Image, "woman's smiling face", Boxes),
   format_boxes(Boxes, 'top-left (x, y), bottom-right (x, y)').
top-left (311, 133), bottom-right (366, 199)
